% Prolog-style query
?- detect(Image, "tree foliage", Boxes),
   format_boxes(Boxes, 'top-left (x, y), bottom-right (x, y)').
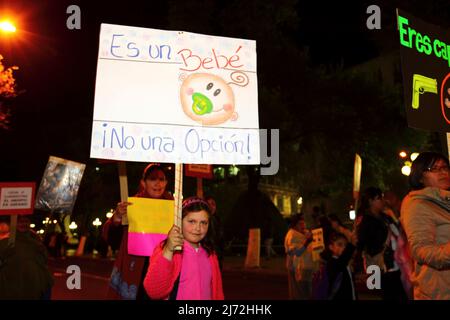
top-left (166, 0), bottom-right (437, 234)
top-left (0, 54), bottom-right (19, 129)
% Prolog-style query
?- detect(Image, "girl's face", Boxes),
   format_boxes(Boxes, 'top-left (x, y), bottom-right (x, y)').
top-left (421, 159), bottom-right (450, 190)
top-left (182, 210), bottom-right (209, 248)
top-left (329, 238), bottom-right (347, 257)
top-left (142, 169), bottom-right (168, 198)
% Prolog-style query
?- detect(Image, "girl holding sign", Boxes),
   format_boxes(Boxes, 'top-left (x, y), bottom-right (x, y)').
top-left (143, 197), bottom-right (224, 300)
top-left (104, 163), bottom-right (173, 300)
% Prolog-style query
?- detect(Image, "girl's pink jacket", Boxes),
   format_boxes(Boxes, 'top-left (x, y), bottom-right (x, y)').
top-left (144, 243), bottom-right (224, 300)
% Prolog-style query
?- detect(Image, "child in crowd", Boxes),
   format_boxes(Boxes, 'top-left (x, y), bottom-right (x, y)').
top-left (314, 232), bottom-right (357, 300)
top-left (144, 197), bottom-right (224, 300)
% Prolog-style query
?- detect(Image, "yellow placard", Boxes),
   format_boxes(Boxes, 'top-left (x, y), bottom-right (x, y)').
top-left (127, 197), bottom-right (175, 234)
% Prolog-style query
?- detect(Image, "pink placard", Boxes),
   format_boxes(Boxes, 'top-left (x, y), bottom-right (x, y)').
top-left (127, 232), bottom-right (167, 256)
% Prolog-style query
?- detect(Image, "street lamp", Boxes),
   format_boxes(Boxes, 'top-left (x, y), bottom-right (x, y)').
top-left (0, 20), bottom-right (16, 33)
top-left (401, 165), bottom-right (411, 176)
top-left (92, 218), bottom-right (102, 256)
top-left (399, 151), bottom-right (407, 158)
top-left (69, 222), bottom-right (78, 230)
top-left (349, 209), bottom-right (356, 220)
top-left (106, 210), bottom-right (114, 219)
top-left (228, 165), bottom-right (240, 176)
top-left (92, 218), bottom-right (102, 227)
top-left (411, 152), bottom-right (419, 161)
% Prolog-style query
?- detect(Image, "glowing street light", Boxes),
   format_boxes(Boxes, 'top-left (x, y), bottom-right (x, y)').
top-left (401, 165), bottom-right (411, 176)
top-left (106, 210), bottom-right (114, 219)
top-left (92, 218), bottom-right (102, 227)
top-left (399, 151), bottom-right (407, 158)
top-left (30, 224), bottom-right (35, 228)
top-left (69, 222), bottom-right (78, 230)
top-left (349, 210), bottom-right (356, 221)
top-left (228, 165), bottom-right (240, 176)
top-left (411, 152), bottom-right (419, 161)
top-left (297, 197), bottom-right (303, 205)
top-left (0, 20), bottom-right (16, 33)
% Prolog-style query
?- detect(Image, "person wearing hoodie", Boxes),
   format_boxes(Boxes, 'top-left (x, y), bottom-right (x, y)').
top-left (400, 152), bottom-right (450, 300)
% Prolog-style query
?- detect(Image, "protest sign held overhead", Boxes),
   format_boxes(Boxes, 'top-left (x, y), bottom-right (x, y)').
top-left (397, 9), bottom-right (450, 131)
top-left (184, 164), bottom-right (213, 179)
top-left (35, 156), bottom-right (86, 214)
top-left (0, 182), bottom-right (36, 216)
top-left (311, 228), bottom-right (325, 262)
top-left (90, 24), bottom-right (259, 165)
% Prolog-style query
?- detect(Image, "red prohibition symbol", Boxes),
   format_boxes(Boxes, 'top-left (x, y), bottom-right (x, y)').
top-left (441, 72), bottom-right (450, 124)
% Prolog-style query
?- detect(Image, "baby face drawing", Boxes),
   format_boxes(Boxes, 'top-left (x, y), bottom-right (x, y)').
top-left (180, 73), bottom-right (238, 125)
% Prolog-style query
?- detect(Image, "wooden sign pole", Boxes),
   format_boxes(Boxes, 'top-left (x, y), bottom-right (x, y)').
top-left (174, 163), bottom-right (183, 251)
top-left (196, 177), bottom-right (204, 198)
top-left (118, 161), bottom-right (129, 225)
top-left (353, 154), bottom-right (362, 227)
top-left (8, 215), bottom-right (18, 247)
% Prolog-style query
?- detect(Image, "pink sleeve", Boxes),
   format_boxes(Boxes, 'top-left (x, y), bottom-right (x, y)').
top-left (211, 253), bottom-right (225, 300)
top-left (144, 245), bottom-right (179, 300)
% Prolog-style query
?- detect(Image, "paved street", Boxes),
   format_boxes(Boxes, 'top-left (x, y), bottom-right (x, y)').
top-left (48, 255), bottom-right (379, 300)
top-left (48, 255), bottom-right (289, 300)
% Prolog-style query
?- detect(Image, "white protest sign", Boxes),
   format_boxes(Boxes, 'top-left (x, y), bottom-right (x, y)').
top-left (311, 228), bottom-right (325, 262)
top-left (90, 24), bottom-right (259, 165)
top-left (0, 182), bottom-right (35, 215)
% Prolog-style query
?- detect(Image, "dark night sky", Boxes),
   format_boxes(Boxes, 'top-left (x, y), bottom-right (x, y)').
top-left (1, 0), bottom-right (449, 183)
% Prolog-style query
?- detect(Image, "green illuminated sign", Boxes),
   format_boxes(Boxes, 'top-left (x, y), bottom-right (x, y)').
top-left (411, 74), bottom-right (438, 109)
top-left (398, 9), bottom-right (450, 132)
top-left (398, 15), bottom-right (450, 67)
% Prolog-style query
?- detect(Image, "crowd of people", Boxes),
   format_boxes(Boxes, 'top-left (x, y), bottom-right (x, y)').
top-left (284, 151), bottom-right (450, 300)
top-left (1, 151), bottom-right (450, 300)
